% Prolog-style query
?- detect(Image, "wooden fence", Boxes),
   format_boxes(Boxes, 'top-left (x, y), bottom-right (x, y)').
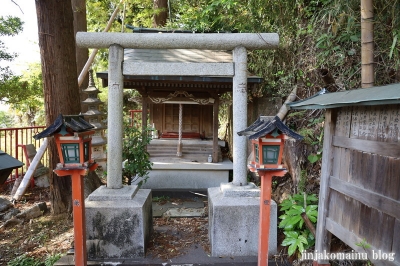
top-left (315, 105), bottom-right (400, 266)
top-left (0, 126), bottom-right (48, 184)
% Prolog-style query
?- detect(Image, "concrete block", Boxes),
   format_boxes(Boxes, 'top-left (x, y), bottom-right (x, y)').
top-left (141, 169), bottom-right (229, 189)
top-left (208, 187), bottom-right (277, 257)
top-left (134, 158), bottom-right (233, 190)
top-left (85, 187), bottom-right (152, 259)
top-left (87, 185), bottom-right (139, 201)
top-left (220, 182), bottom-right (260, 197)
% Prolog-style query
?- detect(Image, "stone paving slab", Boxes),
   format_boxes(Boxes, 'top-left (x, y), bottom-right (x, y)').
top-left (152, 201), bottom-right (205, 217)
top-left (163, 207), bottom-right (206, 217)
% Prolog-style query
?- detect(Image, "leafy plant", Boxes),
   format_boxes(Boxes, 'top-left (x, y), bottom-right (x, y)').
top-left (355, 238), bottom-right (371, 250)
top-left (122, 121), bottom-right (153, 186)
top-left (355, 238), bottom-right (372, 266)
top-left (44, 253), bottom-right (61, 266)
top-left (307, 152), bottom-right (322, 164)
top-left (8, 254), bottom-right (43, 266)
top-left (282, 231), bottom-right (309, 257)
top-left (152, 195), bottom-right (170, 202)
top-left (279, 193), bottom-right (318, 256)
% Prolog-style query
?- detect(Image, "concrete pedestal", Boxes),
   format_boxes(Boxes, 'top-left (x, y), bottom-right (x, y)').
top-left (208, 187), bottom-right (277, 257)
top-left (137, 158), bottom-right (232, 190)
top-left (85, 185), bottom-right (152, 259)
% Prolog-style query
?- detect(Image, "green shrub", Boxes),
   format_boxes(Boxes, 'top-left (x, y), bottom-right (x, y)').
top-left (8, 254), bottom-right (43, 266)
top-left (279, 193), bottom-right (318, 256)
top-left (122, 122), bottom-right (153, 186)
top-left (44, 253), bottom-right (61, 266)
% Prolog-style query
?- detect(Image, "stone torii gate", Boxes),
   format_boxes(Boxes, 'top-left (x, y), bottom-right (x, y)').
top-left (77, 32), bottom-right (279, 259)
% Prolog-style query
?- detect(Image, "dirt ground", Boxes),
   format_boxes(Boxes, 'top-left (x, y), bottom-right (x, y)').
top-left (0, 174), bottom-right (320, 266)
top-left (0, 186), bottom-right (73, 265)
top-left (0, 185), bottom-right (214, 265)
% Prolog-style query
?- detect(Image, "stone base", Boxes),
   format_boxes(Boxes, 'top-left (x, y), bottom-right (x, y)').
top-left (134, 158), bottom-right (233, 190)
top-left (208, 187), bottom-right (277, 257)
top-left (85, 185), bottom-right (152, 259)
top-left (34, 174), bottom-right (49, 188)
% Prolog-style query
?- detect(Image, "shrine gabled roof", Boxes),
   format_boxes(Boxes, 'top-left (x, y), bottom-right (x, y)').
top-left (238, 116), bottom-right (304, 140)
top-left (288, 83), bottom-right (400, 109)
top-left (33, 114), bottom-right (94, 140)
top-left (96, 48), bottom-right (263, 87)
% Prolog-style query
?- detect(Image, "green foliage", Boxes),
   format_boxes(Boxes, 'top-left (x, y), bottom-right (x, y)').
top-left (0, 16), bottom-right (43, 126)
top-left (44, 253), bottom-right (61, 266)
top-left (0, 110), bottom-right (14, 128)
top-left (9, 63), bottom-right (44, 126)
top-left (282, 231), bottom-right (308, 257)
top-left (0, 16), bottom-right (24, 103)
top-left (0, 16), bottom-right (23, 62)
top-left (297, 169), bottom-right (307, 193)
top-left (122, 121), bottom-right (153, 186)
top-left (279, 193), bottom-right (318, 256)
top-left (8, 254), bottom-right (43, 266)
top-left (0, 63), bottom-right (44, 126)
top-left (6, 253), bottom-right (60, 266)
top-left (152, 195), bottom-right (170, 202)
top-left (355, 238), bottom-right (371, 250)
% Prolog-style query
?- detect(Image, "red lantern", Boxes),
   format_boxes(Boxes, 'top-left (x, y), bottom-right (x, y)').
top-left (34, 114), bottom-right (98, 266)
top-left (239, 116), bottom-right (303, 266)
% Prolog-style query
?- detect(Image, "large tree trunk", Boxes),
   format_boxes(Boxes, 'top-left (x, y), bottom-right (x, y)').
top-left (72, 0), bottom-right (103, 194)
top-left (72, 0), bottom-right (89, 110)
top-left (35, 0), bottom-right (81, 214)
top-left (152, 0), bottom-right (168, 27)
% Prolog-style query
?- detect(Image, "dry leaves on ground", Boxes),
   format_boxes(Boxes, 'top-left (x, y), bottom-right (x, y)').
top-left (147, 216), bottom-right (210, 260)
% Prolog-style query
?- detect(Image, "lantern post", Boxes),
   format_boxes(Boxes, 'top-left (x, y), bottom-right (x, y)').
top-left (34, 114), bottom-right (98, 266)
top-left (239, 116), bottom-right (303, 266)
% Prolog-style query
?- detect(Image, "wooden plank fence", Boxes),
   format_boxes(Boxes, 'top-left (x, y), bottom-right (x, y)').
top-left (315, 104), bottom-right (400, 266)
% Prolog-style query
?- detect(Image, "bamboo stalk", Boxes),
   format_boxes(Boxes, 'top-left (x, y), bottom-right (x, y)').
top-left (361, 0), bottom-right (374, 88)
top-left (77, 0), bottom-right (124, 86)
top-left (276, 86), bottom-right (297, 120)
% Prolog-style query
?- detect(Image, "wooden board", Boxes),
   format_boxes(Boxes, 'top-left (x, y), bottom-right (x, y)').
top-left (325, 218), bottom-right (399, 266)
top-left (350, 105), bottom-right (360, 138)
top-left (320, 105), bottom-right (400, 266)
top-left (393, 219), bottom-right (400, 254)
top-left (358, 203), bottom-right (373, 244)
top-left (329, 176), bottom-right (400, 221)
top-left (314, 109), bottom-right (335, 264)
top-left (332, 136), bottom-right (400, 158)
top-left (388, 107), bottom-right (400, 142)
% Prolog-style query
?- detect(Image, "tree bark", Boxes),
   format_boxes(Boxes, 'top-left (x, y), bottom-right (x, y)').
top-left (152, 0), bottom-right (168, 27)
top-left (72, 0), bottom-right (89, 111)
top-left (35, 0), bottom-right (81, 214)
top-left (72, 0), bottom-right (103, 194)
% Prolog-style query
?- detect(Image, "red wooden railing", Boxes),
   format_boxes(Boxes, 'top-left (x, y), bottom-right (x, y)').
top-left (129, 110), bottom-right (142, 128)
top-left (0, 126), bottom-right (48, 184)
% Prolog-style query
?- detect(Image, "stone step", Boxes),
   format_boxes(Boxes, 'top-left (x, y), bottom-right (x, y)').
top-left (147, 145), bottom-right (214, 150)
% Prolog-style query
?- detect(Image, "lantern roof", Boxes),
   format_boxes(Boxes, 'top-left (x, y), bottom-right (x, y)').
top-left (33, 114), bottom-right (94, 140)
top-left (0, 150), bottom-right (24, 171)
top-left (238, 116), bottom-right (303, 140)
